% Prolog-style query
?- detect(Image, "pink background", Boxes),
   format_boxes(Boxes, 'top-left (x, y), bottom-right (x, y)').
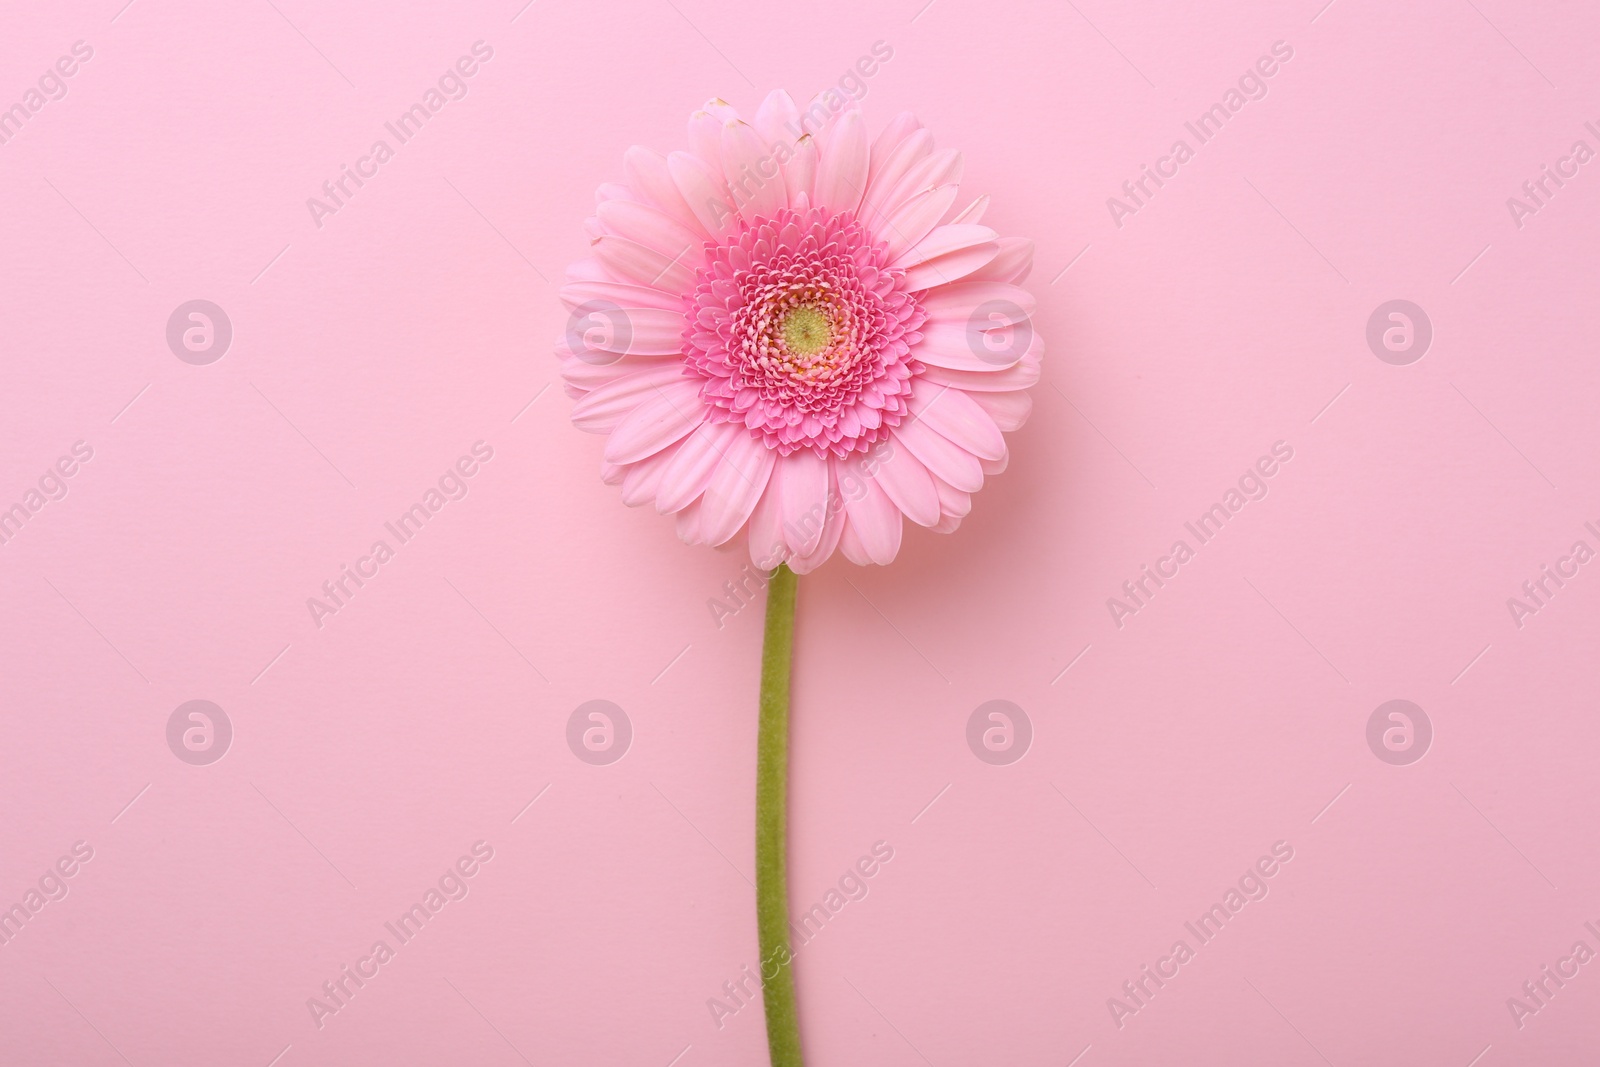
top-left (3, 0), bottom-right (1599, 1064)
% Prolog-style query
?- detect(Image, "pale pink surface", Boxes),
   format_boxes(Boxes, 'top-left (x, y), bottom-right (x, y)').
top-left (2, 1), bottom-right (1599, 1066)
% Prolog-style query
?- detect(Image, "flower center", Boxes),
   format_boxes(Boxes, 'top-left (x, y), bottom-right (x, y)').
top-left (780, 305), bottom-right (832, 358)
top-left (682, 207), bottom-right (927, 458)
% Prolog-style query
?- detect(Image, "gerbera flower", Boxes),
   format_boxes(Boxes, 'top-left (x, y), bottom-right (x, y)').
top-left (558, 90), bottom-right (1041, 572)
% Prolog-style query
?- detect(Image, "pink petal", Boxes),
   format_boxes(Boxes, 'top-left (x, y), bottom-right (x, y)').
top-left (722, 120), bottom-right (787, 221)
top-left (561, 279), bottom-right (684, 313)
top-left (836, 458), bottom-right (902, 564)
top-left (813, 108), bottom-right (869, 214)
top-left (920, 335), bottom-right (1043, 390)
top-left (892, 223), bottom-right (999, 269)
top-left (599, 312), bottom-right (690, 356)
top-left (931, 473), bottom-right (973, 519)
top-left (881, 184), bottom-right (960, 262)
top-left (603, 378), bottom-right (706, 465)
top-left (698, 430), bottom-right (777, 546)
top-left (559, 351), bottom-right (670, 396)
top-left (910, 384), bottom-right (1007, 462)
top-left (668, 150), bottom-right (736, 237)
top-left (947, 195), bottom-right (989, 225)
top-left (687, 108), bottom-right (723, 169)
top-left (911, 323), bottom-right (1024, 373)
top-left (656, 420), bottom-right (741, 514)
top-left (754, 90), bottom-right (802, 148)
top-left (595, 198), bottom-right (704, 263)
top-left (871, 442), bottom-right (940, 527)
top-left (918, 282), bottom-right (1036, 324)
top-left (785, 134), bottom-right (818, 206)
top-left (745, 475), bottom-right (787, 569)
top-left (903, 247), bottom-right (1001, 292)
top-left (789, 505), bottom-right (845, 573)
top-left (675, 498), bottom-right (705, 543)
top-left (798, 93), bottom-right (848, 146)
top-left (892, 420), bottom-right (984, 493)
top-left (559, 305), bottom-right (688, 358)
top-left (968, 389), bottom-right (1033, 432)
top-left (590, 235), bottom-right (695, 292)
top-left (776, 449), bottom-right (830, 556)
top-left (624, 146), bottom-right (707, 237)
top-left (570, 364), bottom-right (690, 433)
top-left (557, 346), bottom-right (651, 390)
top-left (963, 236), bottom-right (1035, 284)
top-left (869, 112), bottom-right (922, 176)
top-left (837, 515), bottom-right (872, 566)
top-left (894, 224), bottom-right (1000, 290)
top-left (620, 447), bottom-right (675, 507)
top-left (876, 148), bottom-right (962, 223)
top-left (862, 128), bottom-right (932, 221)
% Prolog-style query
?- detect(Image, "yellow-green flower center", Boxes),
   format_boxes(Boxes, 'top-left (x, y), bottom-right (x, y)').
top-left (780, 305), bottom-right (831, 357)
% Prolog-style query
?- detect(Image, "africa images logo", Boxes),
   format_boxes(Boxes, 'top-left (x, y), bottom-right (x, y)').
top-left (306, 42), bottom-right (495, 229)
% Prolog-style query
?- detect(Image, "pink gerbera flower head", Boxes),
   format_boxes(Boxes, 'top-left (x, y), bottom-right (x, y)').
top-left (557, 91), bottom-right (1042, 573)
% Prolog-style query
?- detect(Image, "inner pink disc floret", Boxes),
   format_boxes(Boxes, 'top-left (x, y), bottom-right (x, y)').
top-left (682, 207), bottom-right (927, 458)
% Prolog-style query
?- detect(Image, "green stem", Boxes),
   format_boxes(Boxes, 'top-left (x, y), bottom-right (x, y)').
top-left (756, 563), bottom-right (802, 1067)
